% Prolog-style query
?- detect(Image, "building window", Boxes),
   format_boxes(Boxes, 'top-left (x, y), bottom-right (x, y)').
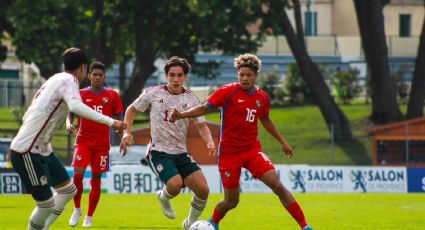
top-left (399, 14), bottom-right (411, 37)
top-left (304, 11), bottom-right (317, 36)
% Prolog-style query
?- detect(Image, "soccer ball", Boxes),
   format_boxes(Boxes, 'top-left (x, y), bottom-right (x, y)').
top-left (189, 220), bottom-right (215, 230)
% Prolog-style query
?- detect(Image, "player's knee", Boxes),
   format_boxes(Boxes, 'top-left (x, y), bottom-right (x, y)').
top-left (270, 180), bottom-right (285, 194)
top-left (166, 177), bottom-right (183, 194)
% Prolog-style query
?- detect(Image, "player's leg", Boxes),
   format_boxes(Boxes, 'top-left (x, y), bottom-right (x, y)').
top-left (10, 151), bottom-right (55, 230)
top-left (69, 146), bottom-right (90, 227)
top-left (148, 151), bottom-right (182, 219)
top-left (209, 153), bottom-right (244, 229)
top-left (248, 148), bottom-right (312, 230)
top-left (83, 149), bottom-right (109, 227)
top-left (44, 153), bottom-right (77, 229)
top-left (179, 153), bottom-right (209, 229)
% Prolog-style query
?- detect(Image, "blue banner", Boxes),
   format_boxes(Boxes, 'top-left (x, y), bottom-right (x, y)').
top-left (407, 168), bottom-right (425, 193)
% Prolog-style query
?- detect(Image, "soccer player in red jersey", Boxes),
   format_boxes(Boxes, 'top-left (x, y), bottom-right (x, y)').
top-left (171, 54), bottom-right (313, 230)
top-left (66, 61), bottom-right (124, 227)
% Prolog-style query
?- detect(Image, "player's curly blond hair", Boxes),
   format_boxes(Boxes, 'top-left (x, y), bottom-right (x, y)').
top-left (234, 53), bottom-right (262, 73)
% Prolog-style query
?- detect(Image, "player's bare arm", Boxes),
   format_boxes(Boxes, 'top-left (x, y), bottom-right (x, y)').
top-left (260, 116), bottom-right (293, 158)
top-left (170, 102), bottom-right (211, 121)
top-left (120, 105), bottom-right (137, 155)
top-left (195, 122), bottom-right (216, 156)
top-left (66, 113), bottom-right (76, 134)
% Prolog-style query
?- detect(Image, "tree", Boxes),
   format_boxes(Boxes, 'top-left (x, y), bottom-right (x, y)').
top-left (7, 0), bottom-right (278, 108)
top-left (407, 2), bottom-right (425, 119)
top-left (8, 0), bottom-right (131, 79)
top-left (267, 1), bottom-right (352, 141)
top-left (0, 0), bottom-right (14, 62)
top-left (120, 0), bottom-right (274, 107)
top-left (353, 0), bottom-right (402, 124)
top-left (331, 67), bottom-right (361, 104)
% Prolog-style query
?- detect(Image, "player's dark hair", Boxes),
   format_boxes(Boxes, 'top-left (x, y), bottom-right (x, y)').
top-left (89, 61), bottom-right (105, 74)
top-left (62, 47), bottom-right (88, 72)
top-left (164, 56), bottom-right (191, 75)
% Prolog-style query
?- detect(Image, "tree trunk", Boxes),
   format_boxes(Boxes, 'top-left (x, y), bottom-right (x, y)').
top-left (118, 60), bottom-right (127, 92)
top-left (407, 3), bottom-right (425, 119)
top-left (354, 0), bottom-right (402, 124)
top-left (280, 9), bottom-right (352, 141)
top-left (120, 3), bottom-right (157, 109)
top-left (292, 0), bottom-right (305, 49)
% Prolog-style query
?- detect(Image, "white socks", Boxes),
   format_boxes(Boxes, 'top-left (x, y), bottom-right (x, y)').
top-left (188, 195), bottom-right (207, 224)
top-left (44, 181), bottom-right (77, 229)
top-left (28, 197), bottom-right (55, 230)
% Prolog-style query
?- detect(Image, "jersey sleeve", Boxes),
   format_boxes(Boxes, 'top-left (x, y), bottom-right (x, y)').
top-left (111, 90), bottom-right (124, 116)
top-left (131, 89), bottom-right (152, 112)
top-left (207, 85), bottom-right (232, 109)
top-left (258, 92), bottom-right (270, 119)
top-left (61, 76), bottom-right (82, 104)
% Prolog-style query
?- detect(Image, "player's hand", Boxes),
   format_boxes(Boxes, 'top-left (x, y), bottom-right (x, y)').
top-left (282, 142), bottom-right (293, 159)
top-left (120, 132), bottom-right (132, 157)
top-left (66, 123), bottom-right (76, 134)
top-left (112, 120), bottom-right (127, 132)
top-left (207, 142), bottom-right (216, 156)
top-left (169, 108), bottom-right (182, 122)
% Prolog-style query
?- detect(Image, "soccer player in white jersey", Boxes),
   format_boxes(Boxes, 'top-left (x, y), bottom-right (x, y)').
top-left (9, 47), bottom-right (127, 230)
top-left (120, 56), bottom-right (216, 230)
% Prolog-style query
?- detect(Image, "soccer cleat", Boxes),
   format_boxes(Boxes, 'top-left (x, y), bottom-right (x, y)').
top-left (303, 226), bottom-right (314, 230)
top-left (69, 209), bottom-right (82, 227)
top-left (82, 216), bottom-right (93, 227)
top-left (156, 190), bottom-right (176, 219)
top-left (208, 217), bottom-right (219, 230)
top-left (182, 218), bottom-right (190, 230)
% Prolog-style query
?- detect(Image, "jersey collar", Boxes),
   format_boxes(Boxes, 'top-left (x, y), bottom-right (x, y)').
top-left (89, 86), bottom-right (105, 95)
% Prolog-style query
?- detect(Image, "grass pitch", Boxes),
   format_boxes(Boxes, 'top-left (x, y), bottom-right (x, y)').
top-left (1, 193), bottom-right (424, 229)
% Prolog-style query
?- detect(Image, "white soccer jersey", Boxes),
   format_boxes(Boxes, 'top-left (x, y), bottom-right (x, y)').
top-left (11, 72), bottom-right (114, 156)
top-left (132, 85), bottom-right (206, 154)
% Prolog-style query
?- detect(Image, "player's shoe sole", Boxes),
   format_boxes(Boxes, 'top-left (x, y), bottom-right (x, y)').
top-left (156, 191), bottom-right (176, 219)
top-left (182, 218), bottom-right (190, 230)
top-left (303, 226), bottom-right (314, 230)
top-left (69, 210), bottom-right (82, 227)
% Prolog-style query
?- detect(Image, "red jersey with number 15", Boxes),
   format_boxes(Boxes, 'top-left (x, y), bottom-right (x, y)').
top-left (207, 83), bottom-right (270, 154)
top-left (75, 87), bottom-right (123, 150)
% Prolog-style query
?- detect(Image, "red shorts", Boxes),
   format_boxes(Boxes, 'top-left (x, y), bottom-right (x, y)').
top-left (72, 145), bottom-right (109, 173)
top-left (219, 146), bottom-right (275, 189)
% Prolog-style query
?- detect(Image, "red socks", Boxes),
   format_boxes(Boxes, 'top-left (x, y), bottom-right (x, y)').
top-left (286, 201), bottom-right (308, 228)
top-left (87, 178), bottom-right (101, 217)
top-left (211, 208), bottom-right (225, 224)
top-left (73, 173), bottom-right (84, 209)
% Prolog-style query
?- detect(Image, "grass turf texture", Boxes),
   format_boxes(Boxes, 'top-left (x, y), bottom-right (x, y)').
top-left (1, 193), bottom-right (424, 229)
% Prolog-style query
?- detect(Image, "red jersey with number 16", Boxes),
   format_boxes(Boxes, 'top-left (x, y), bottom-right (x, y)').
top-left (75, 87), bottom-right (124, 150)
top-left (207, 83), bottom-right (270, 154)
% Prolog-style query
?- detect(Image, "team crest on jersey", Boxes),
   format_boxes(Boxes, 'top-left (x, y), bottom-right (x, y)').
top-left (76, 155), bottom-right (82, 161)
top-left (182, 103), bottom-right (188, 110)
top-left (156, 163), bottom-right (164, 173)
top-left (224, 171), bottom-right (231, 178)
top-left (256, 100), bottom-right (261, 108)
top-left (102, 97), bottom-right (109, 103)
top-left (40, 176), bottom-right (48, 185)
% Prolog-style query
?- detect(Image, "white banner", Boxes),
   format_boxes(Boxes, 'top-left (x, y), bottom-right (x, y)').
top-left (65, 165), bottom-right (407, 194)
